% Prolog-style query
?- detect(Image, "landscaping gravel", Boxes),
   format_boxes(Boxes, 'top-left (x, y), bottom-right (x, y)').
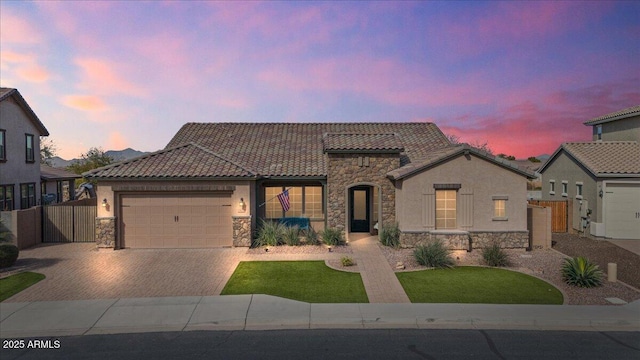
top-left (378, 239), bottom-right (640, 306)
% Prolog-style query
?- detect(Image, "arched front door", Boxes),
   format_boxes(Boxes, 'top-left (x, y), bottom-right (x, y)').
top-left (349, 186), bottom-right (370, 232)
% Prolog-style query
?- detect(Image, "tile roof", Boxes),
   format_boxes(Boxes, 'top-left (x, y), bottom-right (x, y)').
top-left (164, 122), bottom-right (450, 177)
top-left (84, 143), bottom-right (256, 179)
top-left (41, 165), bottom-right (81, 180)
top-left (559, 141), bottom-right (640, 176)
top-left (323, 133), bottom-right (404, 153)
top-left (0, 87), bottom-right (49, 136)
top-left (387, 144), bottom-right (536, 180)
top-left (583, 105), bottom-right (640, 126)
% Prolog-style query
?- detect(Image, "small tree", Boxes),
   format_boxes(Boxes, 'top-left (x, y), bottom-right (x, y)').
top-left (67, 147), bottom-right (114, 186)
top-left (527, 156), bottom-right (541, 163)
top-left (40, 137), bottom-right (57, 166)
top-left (446, 134), bottom-right (493, 154)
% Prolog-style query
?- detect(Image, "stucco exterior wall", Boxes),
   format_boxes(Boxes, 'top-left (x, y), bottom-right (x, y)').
top-left (0, 98), bottom-right (43, 208)
top-left (326, 153), bottom-right (399, 233)
top-left (540, 151), bottom-right (599, 221)
top-left (592, 116), bottom-right (640, 141)
top-left (396, 154), bottom-right (529, 233)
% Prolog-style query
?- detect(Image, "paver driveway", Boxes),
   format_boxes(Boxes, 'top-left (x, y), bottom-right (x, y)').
top-left (1, 243), bottom-right (348, 302)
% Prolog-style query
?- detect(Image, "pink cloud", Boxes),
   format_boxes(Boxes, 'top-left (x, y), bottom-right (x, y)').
top-left (62, 95), bottom-right (107, 111)
top-left (16, 65), bottom-right (50, 83)
top-left (74, 57), bottom-right (148, 98)
top-left (0, 11), bottom-right (42, 45)
top-left (214, 96), bottom-right (250, 109)
top-left (107, 131), bottom-right (129, 151)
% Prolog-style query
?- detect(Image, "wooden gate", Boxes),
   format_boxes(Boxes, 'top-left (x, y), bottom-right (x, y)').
top-left (528, 200), bottom-right (568, 233)
top-left (43, 205), bottom-right (96, 242)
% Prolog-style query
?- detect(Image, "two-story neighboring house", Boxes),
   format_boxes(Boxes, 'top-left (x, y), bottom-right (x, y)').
top-left (0, 88), bottom-right (50, 210)
top-left (539, 105), bottom-right (640, 240)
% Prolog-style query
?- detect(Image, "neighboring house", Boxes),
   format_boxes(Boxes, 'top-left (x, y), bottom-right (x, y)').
top-left (0, 88), bottom-right (49, 210)
top-left (539, 105), bottom-right (640, 240)
top-left (40, 164), bottom-right (81, 204)
top-left (85, 123), bottom-right (535, 250)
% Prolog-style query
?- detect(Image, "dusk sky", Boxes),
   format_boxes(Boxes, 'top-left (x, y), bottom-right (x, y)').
top-left (1, 1), bottom-right (638, 160)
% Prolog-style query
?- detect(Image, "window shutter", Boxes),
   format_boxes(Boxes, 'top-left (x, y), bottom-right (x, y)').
top-left (459, 189), bottom-right (473, 228)
top-left (423, 188), bottom-right (435, 228)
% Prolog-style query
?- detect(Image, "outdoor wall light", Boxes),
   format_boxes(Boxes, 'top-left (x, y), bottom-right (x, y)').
top-left (238, 197), bottom-right (246, 212)
top-left (599, 189), bottom-right (603, 198)
top-left (102, 198), bottom-right (108, 207)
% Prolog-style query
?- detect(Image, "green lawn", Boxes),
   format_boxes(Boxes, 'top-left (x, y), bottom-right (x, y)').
top-left (221, 261), bottom-right (369, 303)
top-left (0, 272), bottom-right (46, 302)
top-left (397, 267), bottom-right (563, 304)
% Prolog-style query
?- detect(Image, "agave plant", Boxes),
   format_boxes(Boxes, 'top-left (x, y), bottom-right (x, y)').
top-left (561, 257), bottom-right (603, 288)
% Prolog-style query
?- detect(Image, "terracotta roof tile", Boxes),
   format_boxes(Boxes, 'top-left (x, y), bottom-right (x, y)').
top-left (583, 105), bottom-right (640, 125)
top-left (85, 143), bottom-right (256, 179)
top-left (561, 141), bottom-right (640, 175)
top-left (323, 133), bottom-right (404, 152)
top-left (165, 122), bottom-right (449, 177)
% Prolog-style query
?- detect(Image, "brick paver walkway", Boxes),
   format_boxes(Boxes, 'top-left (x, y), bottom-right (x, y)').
top-left (349, 235), bottom-right (410, 303)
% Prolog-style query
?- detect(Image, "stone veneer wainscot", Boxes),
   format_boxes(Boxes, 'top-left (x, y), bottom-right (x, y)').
top-left (232, 216), bottom-right (252, 247)
top-left (96, 217), bottom-right (116, 248)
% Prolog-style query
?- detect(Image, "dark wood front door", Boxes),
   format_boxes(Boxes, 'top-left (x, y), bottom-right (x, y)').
top-left (350, 187), bottom-right (370, 233)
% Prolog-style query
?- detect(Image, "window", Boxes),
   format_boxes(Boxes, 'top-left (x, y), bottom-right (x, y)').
top-left (596, 125), bottom-right (602, 140)
top-left (492, 196), bottom-right (508, 220)
top-left (561, 181), bottom-right (568, 197)
top-left (0, 185), bottom-right (14, 211)
top-left (25, 134), bottom-right (35, 162)
top-left (20, 183), bottom-right (36, 209)
top-left (435, 190), bottom-right (457, 229)
top-left (0, 129), bottom-right (5, 161)
top-left (549, 180), bottom-right (555, 195)
top-left (576, 182), bottom-right (583, 199)
top-left (265, 186), bottom-right (324, 219)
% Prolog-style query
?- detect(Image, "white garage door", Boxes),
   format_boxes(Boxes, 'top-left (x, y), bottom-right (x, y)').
top-left (604, 183), bottom-right (640, 240)
top-left (121, 193), bottom-right (233, 248)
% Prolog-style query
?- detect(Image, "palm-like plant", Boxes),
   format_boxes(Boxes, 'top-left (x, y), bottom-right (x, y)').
top-left (561, 257), bottom-right (603, 288)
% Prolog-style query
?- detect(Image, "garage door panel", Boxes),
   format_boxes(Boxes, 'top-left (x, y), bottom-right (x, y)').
top-left (121, 193), bottom-right (234, 248)
top-left (605, 184), bottom-right (640, 240)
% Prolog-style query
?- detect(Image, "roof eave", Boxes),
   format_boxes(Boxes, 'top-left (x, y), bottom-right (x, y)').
top-left (584, 112), bottom-right (640, 126)
top-left (85, 175), bottom-right (257, 181)
top-left (324, 149), bottom-right (404, 154)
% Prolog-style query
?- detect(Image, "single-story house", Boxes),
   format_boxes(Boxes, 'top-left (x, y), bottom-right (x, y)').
top-left (84, 123), bottom-right (535, 249)
top-left (539, 105), bottom-right (640, 240)
top-left (41, 164), bottom-right (81, 204)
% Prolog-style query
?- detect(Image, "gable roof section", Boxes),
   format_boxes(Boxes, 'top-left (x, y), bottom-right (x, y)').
top-left (583, 105), bottom-right (640, 126)
top-left (0, 88), bottom-right (49, 136)
top-left (41, 165), bottom-right (81, 180)
top-left (538, 141), bottom-right (640, 177)
top-left (84, 143), bottom-right (256, 179)
top-left (166, 122), bottom-right (449, 177)
top-left (323, 133), bottom-right (404, 153)
top-left (387, 144), bottom-right (536, 180)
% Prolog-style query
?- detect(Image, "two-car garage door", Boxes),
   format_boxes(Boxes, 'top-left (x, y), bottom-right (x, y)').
top-left (121, 194), bottom-right (233, 248)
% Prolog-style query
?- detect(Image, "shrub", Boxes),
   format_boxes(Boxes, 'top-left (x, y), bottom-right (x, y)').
top-left (561, 257), bottom-right (603, 288)
top-left (341, 256), bottom-right (354, 267)
top-left (283, 226), bottom-right (301, 246)
top-left (304, 227), bottom-right (320, 245)
top-left (413, 241), bottom-right (454, 268)
top-left (482, 243), bottom-right (511, 267)
top-left (0, 244), bottom-right (19, 268)
top-left (254, 220), bottom-right (285, 247)
top-left (380, 222), bottom-right (401, 248)
top-left (322, 227), bottom-right (344, 246)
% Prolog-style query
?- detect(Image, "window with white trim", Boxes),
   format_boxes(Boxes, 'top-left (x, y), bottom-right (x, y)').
top-left (576, 182), bottom-right (583, 199)
top-left (20, 183), bottom-right (36, 209)
top-left (561, 181), bottom-right (568, 197)
top-left (25, 134), bottom-right (35, 163)
top-left (549, 180), bottom-right (555, 195)
top-left (0, 185), bottom-right (14, 211)
top-left (0, 129), bottom-right (6, 161)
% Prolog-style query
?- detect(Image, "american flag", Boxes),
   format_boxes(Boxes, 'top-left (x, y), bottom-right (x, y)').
top-left (277, 189), bottom-right (290, 212)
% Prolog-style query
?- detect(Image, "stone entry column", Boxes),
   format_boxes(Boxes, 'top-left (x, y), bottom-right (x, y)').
top-left (233, 215), bottom-right (252, 247)
top-left (96, 217), bottom-right (116, 249)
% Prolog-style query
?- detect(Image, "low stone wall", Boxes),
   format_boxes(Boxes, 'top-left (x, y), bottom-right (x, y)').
top-left (96, 217), bottom-right (116, 249)
top-left (232, 216), bottom-right (252, 247)
top-left (400, 230), bottom-right (529, 250)
top-left (469, 231), bottom-right (529, 249)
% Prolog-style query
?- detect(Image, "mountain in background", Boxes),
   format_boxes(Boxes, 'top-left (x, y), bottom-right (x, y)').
top-left (48, 148), bottom-right (151, 168)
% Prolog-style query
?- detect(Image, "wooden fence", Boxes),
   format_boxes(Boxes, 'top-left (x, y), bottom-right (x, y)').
top-left (42, 205), bottom-right (96, 243)
top-left (527, 200), bottom-right (568, 233)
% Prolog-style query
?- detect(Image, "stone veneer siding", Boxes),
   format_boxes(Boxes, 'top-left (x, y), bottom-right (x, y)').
top-left (326, 153), bottom-right (399, 232)
top-left (96, 217), bottom-right (116, 248)
top-left (400, 231), bottom-right (529, 250)
top-left (232, 216), bottom-right (252, 247)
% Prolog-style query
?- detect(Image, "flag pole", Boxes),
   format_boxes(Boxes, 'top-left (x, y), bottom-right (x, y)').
top-left (258, 187), bottom-right (293, 208)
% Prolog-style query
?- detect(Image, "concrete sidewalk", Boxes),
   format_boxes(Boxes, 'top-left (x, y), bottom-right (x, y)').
top-left (1, 295), bottom-right (638, 338)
